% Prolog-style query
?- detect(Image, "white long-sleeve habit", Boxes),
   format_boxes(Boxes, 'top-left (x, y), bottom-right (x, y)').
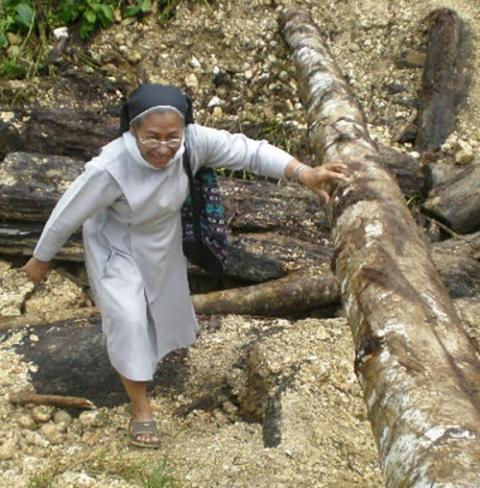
top-left (34, 124), bottom-right (293, 380)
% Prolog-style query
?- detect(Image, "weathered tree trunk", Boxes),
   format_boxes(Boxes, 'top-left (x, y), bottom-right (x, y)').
top-left (281, 8), bottom-right (480, 486)
top-left (192, 264), bottom-right (338, 316)
top-left (415, 8), bottom-right (470, 152)
top-left (422, 163), bottom-right (480, 234)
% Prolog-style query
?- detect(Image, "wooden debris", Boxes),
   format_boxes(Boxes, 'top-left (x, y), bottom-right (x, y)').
top-left (22, 108), bottom-right (117, 160)
top-left (0, 307), bottom-right (99, 331)
top-left (8, 391), bottom-right (95, 409)
top-left (8, 318), bottom-right (188, 408)
top-left (422, 163), bottom-right (480, 234)
top-left (415, 8), bottom-right (471, 151)
top-left (281, 8), bottom-right (480, 486)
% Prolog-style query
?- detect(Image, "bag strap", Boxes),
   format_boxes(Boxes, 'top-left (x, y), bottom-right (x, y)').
top-left (182, 146), bottom-right (203, 245)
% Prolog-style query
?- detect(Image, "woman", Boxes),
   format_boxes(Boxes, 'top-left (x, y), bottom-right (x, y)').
top-left (21, 83), bottom-right (348, 448)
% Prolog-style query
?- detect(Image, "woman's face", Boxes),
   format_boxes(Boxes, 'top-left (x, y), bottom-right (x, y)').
top-left (133, 110), bottom-right (184, 169)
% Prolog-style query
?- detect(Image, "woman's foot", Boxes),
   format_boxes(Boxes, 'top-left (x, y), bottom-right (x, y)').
top-left (119, 375), bottom-right (161, 447)
top-left (127, 418), bottom-right (161, 448)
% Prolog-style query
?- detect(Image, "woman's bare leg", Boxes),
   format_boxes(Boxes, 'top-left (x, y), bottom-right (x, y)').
top-left (120, 374), bottom-right (159, 444)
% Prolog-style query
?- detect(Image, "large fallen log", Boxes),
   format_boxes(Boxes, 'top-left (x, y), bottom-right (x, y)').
top-left (1, 105), bottom-right (426, 193)
top-left (415, 8), bottom-right (470, 152)
top-left (281, 9), bottom-right (480, 486)
top-left (0, 231), bottom-right (478, 323)
top-left (422, 163), bottom-right (480, 234)
top-left (0, 151), bottom-right (332, 284)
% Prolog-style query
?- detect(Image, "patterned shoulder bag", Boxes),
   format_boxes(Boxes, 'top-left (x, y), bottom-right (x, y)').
top-left (181, 146), bottom-right (228, 273)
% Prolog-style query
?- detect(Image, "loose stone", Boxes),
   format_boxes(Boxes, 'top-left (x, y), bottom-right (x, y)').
top-left (31, 405), bottom-right (55, 423)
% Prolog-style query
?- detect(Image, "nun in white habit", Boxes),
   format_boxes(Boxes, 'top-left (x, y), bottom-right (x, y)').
top-left (22, 83), bottom-right (348, 447)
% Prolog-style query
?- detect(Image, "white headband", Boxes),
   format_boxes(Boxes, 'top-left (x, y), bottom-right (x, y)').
top-left (129, 105), bottom-right (185, 125)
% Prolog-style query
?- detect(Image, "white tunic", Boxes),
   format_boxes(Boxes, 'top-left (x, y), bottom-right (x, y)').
top-left (33, 124), bottom-right (293, 380)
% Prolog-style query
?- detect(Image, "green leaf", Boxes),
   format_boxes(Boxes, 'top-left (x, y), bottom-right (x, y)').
top-left (4, 0), bottom-right (23, 8)
top-left (96, 4), bottom-right (113, 27)
top-left (0, 32), bottom-right (8, 49)
top-left (79, 19), bottom-right (95, 39)
top-left (84, 9), bottom-right (97, 24)
top-left (124, 6), bottom-right (141, 17)
top-left (15, 3), bottom-right (35, 30)
top-left (56, 0), bottom-right (80, 24)
top-left (0, 58), bottom-right (25, 78)
top-left (140, 0), bottom-right (152, 13)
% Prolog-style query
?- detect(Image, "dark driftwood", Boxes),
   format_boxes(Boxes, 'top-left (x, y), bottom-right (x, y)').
top-left (5, 317), bottom-right (189, 408)
top-left (422, 164), bottom-right (480, 234)
top-left (2, 102), bottom-right (426, 193)
top-left (415, 8), bottom-right (470, 151)
top-left (423, 158), bottom-right (467, 189)
top-left (0, 233), bottom-right (478, 323)
top-left (0, 121), bottom-right (24, 159)
top-left (281, 9), bottom-right (480, 486)
top-left (23, 108), bottom-right (118, 160)
top-left (375, 145), bottom-right (426, 197)
top-left (8, 392), bottom-right (95, 409)
top-left (0, 151), bottom-right (332, 283)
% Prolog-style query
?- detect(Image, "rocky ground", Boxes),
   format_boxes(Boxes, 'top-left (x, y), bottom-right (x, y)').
top-left (1, 0), bottom-right (480, 486)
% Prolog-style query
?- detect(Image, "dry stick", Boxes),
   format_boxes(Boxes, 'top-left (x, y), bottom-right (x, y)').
top-left (8, 391), bottom-right (95, 409)
top-left (0, 307), bottom-right (99, 331)
top-left (280, 8), bottom-right (480, 487)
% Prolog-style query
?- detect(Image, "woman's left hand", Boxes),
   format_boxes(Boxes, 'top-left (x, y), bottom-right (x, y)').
top-left (298, 162), bottom-right (349, 203)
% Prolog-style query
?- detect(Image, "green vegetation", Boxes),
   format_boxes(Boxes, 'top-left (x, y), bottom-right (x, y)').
top-left (140, 460), bottom-right (177, 488)
top-left (0, 0), bottom-right (155, 79)
top-left (87, 448), bottom-right (178, 487)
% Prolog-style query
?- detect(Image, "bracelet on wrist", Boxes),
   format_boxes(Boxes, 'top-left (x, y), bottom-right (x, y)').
top-left (292, 164), bottom-right (309, 182)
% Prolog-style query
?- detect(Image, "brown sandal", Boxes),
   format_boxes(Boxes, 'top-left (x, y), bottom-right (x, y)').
top-left (127, 418), bottom-right (161, 448)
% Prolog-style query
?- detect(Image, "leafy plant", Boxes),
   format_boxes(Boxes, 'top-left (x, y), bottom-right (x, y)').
top-left (0, 1), bottom-right (36, 48)
top-left (0, 0), bottom-right (156, 81)
top-left (124, 0), bottom-right (152, 18)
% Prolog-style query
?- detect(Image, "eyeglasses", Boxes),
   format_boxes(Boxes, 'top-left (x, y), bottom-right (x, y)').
top-left (137, 135), bottom-right (182, 150)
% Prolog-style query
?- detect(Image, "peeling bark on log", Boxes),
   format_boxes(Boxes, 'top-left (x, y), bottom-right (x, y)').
top-left (8, 392), bottom-right (95, 409)
top-left (281, 9), bottom-right (480, 486)
top-left (415, 8), bottom-right (470, 152)
top-left (192, 265), bottom-right (338, 316)
top-left (422, 164), bottom-right (480, 234)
